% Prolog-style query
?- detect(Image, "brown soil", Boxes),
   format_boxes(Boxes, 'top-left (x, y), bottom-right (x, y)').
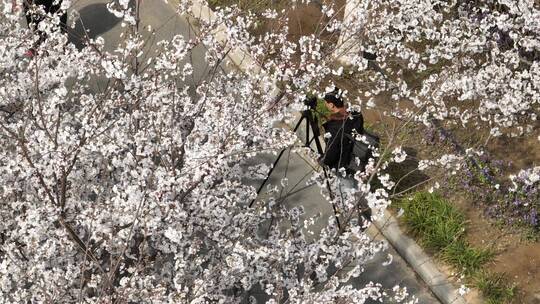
top-left (287, 0), bottom-right (347, 37)
top-left (489, 130), bottom-right (540, 174)
top-left (442, 119), bottom-right (540, 301)
top-left (341, 83), bottom-right (540, 302)
top-left (414, 126), bottom-right (540, 303)
top-left (297, 1), bottom-right (540, 301)
top-left (229, 0), bottom-right (345, 41)
top-left (467, 219), bottom-right (540, 303)
top-left (425, 124), bottom-right (540, 303)
top-left (493, 244), bottom-right (540, 303)
top-left (451, 196), bottom-right (530, 302)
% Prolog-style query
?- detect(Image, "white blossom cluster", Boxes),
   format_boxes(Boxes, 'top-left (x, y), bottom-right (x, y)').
top-left (339, 0), bottom-right (540, 136)
top-left (509, 165), bottom-right (540, 190)
top-left (418, 154), bottom-right (464, 174)
top-left (0, 1), bottom-right (419, 303)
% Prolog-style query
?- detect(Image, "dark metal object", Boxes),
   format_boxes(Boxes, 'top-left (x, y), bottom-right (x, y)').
top-left (362, 51), bottom-right (377, 61)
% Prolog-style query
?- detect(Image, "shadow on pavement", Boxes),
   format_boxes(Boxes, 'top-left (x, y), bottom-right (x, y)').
top-left (68, 3), bottom-right (121, 49)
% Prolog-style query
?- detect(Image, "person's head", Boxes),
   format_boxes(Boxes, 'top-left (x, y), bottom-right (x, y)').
top-left (324, 93), bottom-right (344, 113)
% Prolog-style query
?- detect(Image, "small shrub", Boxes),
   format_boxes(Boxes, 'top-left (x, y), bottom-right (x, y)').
top-left (474, 271), bottom-right (517, 304)
top-left (400, 191), bottom-right (466, 251)
top-left (442, 240), bottom-right (494, 276)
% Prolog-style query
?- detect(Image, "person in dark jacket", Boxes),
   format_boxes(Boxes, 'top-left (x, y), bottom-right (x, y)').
top-left (321, 93), bottom-right (364, 172)
top-left (13, 0), bottom-right (67, 57)
top-left (321, 92), bottom-right (371, 229)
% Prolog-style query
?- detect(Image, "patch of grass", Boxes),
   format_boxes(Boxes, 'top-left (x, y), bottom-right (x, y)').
top-left (474, 271), bottom-right (517, 304)
top-left (400, 192), bottom-right (466, 251)
top-left (520, 226), bottom-right (540, 242)
top-left (397, 192), bottom-right (520, 302)
top-left (442, 240), bottom-right (494, 276)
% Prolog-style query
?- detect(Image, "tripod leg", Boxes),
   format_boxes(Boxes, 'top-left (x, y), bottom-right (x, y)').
top-left (308, 115), bottom-right (324, 155)
top-left (305, 116), bottom-right (310, 146)
top-left (293, 115), bottom-right (307, 133)
top-left (249, 111), bottom-right (341, 230)
top-left (249, 148), bottom-right (286, 207)
top-left (312, 131), bottom-right (324, 155)
top-left (249, 116), bottom-right (306, 208)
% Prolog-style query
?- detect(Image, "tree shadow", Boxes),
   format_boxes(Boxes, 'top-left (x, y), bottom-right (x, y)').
top-left (385, 147), bottom-right (430, 196)
top-left (68, 3), bottom-right (122, 49)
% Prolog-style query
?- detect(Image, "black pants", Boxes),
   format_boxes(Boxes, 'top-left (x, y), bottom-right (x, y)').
top-left (24, 0), bottom-right (67, 45)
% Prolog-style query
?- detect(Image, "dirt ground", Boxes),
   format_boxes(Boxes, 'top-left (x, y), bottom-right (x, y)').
top-left (493, 243), bottom-right (540, 303)
top-left (451, 195), bottom-right (540, 303)
top-left (489, 131), bottom-right (540, 175)
top-left (455, 127), bottom-right (540, 302)
top-left (259, 0), bottom-right (347, 45)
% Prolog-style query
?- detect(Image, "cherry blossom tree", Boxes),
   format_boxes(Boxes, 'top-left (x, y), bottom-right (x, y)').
top-left (1, 0), bottom-right (538, 302)
top-left (338, 0), bottom-right (539, 135)
top-left (335, 0), bottom-right (540, 228)
top-left (0, 1), bottom-right (418, 303)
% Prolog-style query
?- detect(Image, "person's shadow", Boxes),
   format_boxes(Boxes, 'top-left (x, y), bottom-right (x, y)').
top-left (382, 147), bottom-right (431, 196)
top-left (68, 3), bottom-right (122, 49)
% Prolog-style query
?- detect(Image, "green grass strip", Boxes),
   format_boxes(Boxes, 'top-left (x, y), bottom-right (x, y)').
top-left (474, 271), bottom-right (517, 304)
top-left (400, 191), bottom-right (466, 252)
top-left (398, 191), bottom-right (516, 303)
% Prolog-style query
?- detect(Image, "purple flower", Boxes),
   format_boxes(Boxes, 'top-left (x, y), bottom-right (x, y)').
top-left (530, 209), bottom-right (538, 227)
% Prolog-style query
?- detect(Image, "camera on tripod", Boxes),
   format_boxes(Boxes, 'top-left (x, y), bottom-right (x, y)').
top-left (362, 50), bottom-right (377, 61)
top-left (252, 90), bottom-right (379, 229)
top-left (303, 96), bottom-right (318, 110)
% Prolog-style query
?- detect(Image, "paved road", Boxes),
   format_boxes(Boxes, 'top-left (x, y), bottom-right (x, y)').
top-left (254, 148), bottom-right (439, 303)
top-left (67, 0), bottom-right (210, 91)
top-left (61, 1), bottom-right (439, 302)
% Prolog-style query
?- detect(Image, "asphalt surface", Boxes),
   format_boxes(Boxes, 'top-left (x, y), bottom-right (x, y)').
top-left (27, 1), bottom-right (440, 302)
top-left (255, 147), bottom-right (439, 303)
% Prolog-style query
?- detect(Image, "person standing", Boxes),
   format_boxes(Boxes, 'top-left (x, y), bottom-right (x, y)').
top-left (320, 92), bottom-right (365, 172)
top-left (320, 91), bottom-right (372, 230)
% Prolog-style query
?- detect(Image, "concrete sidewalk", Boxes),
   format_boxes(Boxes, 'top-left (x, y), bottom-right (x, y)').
top-left (253, 132), bottom-right (439, 303)
top-left (64, 1), bottom-right (439, 302)
top-left (68, 0), bottom-right (210, 90)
